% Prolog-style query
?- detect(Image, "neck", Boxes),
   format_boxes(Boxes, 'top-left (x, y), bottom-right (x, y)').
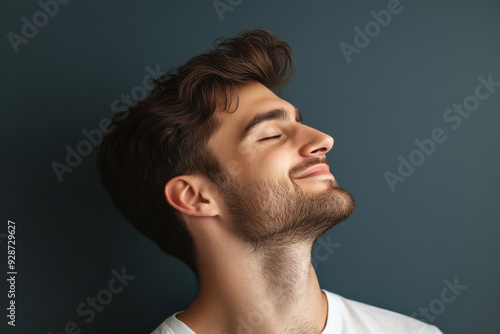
top-left (177, 235), bottom-right (328, 334)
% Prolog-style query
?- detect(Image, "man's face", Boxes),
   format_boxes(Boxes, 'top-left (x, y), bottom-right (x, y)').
top-left (207, 82), bottom-right (355, 247)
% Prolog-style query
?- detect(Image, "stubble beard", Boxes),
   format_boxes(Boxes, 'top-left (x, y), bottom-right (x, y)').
top-left (218, 174), bottom-right (356, 250)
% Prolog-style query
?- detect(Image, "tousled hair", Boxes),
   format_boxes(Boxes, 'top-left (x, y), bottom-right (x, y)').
top-left (96, 29), bottom-right (295, 275)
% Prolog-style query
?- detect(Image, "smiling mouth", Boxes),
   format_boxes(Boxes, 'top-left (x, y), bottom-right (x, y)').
top-left (294, 164), bottom-right (334, 179)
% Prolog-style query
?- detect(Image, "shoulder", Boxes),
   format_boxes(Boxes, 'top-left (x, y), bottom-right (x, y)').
top-left (151, 321), bottom-right (174, 334)
top-left (322, 290), bottom-right (443, 334)
top-left (150, 311), bottom-right (195, 334)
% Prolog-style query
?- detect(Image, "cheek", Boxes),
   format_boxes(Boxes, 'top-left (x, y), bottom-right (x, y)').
top-left (233, 143), bottom-right (293, 179)
top-left (254, 149), bottom-right (292, 179)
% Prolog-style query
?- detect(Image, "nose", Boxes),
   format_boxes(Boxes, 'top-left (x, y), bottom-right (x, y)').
top-left (297, 124), bottom-right (334, 157)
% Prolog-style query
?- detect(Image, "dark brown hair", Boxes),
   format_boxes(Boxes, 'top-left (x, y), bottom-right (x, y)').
top-left (96, 29), bottom-right (295, 275)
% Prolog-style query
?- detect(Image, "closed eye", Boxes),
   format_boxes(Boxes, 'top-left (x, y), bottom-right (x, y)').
top-left (259, 135), bottom-right (281, 142)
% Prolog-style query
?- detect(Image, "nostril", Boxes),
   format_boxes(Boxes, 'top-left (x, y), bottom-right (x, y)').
top-left (311, 147), bottom-right (328, 154)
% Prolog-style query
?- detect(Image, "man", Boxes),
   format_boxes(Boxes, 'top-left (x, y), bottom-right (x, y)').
top-left (97, 29), bottom-right (442, 333)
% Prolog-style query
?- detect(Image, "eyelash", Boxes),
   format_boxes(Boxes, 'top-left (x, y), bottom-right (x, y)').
top-left (259, 135), bottom-right (282, 142)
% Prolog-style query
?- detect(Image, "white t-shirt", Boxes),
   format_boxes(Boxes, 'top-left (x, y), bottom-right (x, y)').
top-left (151, 289), bottom-right (443, 333)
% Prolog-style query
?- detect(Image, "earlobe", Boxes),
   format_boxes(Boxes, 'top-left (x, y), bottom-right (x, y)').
top-left (164, 175), bottom-right (219, 217)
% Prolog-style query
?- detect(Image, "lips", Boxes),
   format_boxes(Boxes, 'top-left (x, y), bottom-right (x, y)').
top-left (294, 164), bottom-right (332, 179)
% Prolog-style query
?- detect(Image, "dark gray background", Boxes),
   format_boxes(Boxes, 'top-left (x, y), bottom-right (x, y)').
top-left (2, 0), bottom-right (499, 333)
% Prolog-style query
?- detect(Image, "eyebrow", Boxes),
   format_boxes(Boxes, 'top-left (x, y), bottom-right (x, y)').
top-left (240, 106), bottom-right (303, 142)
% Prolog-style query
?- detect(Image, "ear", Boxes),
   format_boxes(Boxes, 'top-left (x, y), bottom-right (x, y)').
top-left (164, 175), bottom-right (220, 218)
